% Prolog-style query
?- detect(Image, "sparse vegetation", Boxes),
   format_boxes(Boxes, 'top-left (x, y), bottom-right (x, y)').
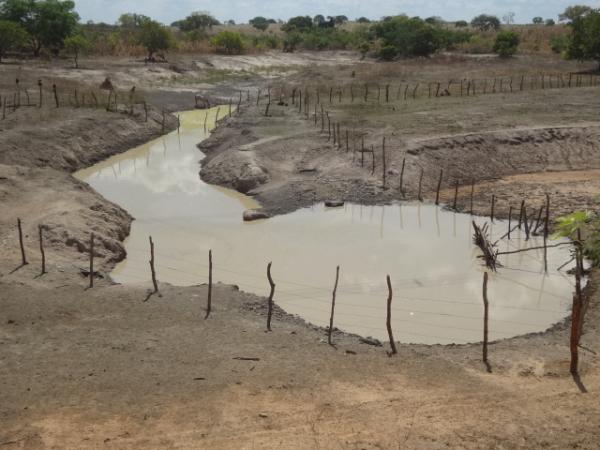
top-left (494, 31), bottom-right (520, 57)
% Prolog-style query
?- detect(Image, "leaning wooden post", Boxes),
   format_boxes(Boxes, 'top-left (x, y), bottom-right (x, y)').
top-left (399, 158), bottom-right (406, 196)
top-left (52, 84), bottom-right (59, 108)
top-left (161, 109), bottom-right (166, 134)
top-left (89, 232), bottom-right (94, 288)
top-left (418, 168), bottom-right (424, 202)
top-left (386, 275), bottom-right (397, 356)
top-left (17, 218), bottom-right (28, 266)
top-left (490, 195), bottom-right (495, 223)
top-left (508, 206), bottom-right (513, 240)
top-left (435, 169), bottom-right (443, 205)
top-left (205, 249), bottom-right (212, 319)
top-left (38, 225), bottom-right (46, 275)
top-left (37, 80), bottom-right (43, 108)
top-left (266, 262), bottom-right (276, 331)
top-left (482, 271), bottom-right (490, 371)
top-left (518, 200), bottom-right (525, 229)
top-left (543, 194), bottom-right (550, 273)
top-left (149, 236), bottom-right (159, 294)
top-left (328, 266), bottom-right (340, 346)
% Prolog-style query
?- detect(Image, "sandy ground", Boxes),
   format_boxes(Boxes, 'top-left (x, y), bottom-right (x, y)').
top-left (1, 52), bottom-right (600, 448)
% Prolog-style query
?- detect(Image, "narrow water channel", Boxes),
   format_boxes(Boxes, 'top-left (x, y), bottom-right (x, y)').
top-left (75, 108), bottom-right (576, 345)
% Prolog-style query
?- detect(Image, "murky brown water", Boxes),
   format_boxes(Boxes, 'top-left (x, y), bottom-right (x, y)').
top-left (75, 108), bottom-right (576, 345)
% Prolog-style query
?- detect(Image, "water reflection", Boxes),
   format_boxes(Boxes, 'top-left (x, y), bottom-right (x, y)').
top-left (76, 108), bottom-right (576, 345)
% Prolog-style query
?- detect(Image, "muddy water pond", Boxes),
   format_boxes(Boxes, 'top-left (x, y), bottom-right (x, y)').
top-left (76, 108), bottom-right (576, 345)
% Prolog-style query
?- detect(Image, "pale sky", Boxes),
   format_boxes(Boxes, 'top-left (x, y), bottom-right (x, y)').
top-left (74, 0), bottom-right (600, 25)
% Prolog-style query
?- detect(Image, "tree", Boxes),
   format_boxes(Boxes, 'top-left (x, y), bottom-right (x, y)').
top-left (333, 15), bottom-right (348, 26)
top-left (282, 16), bottom-right (313, 33)
top-left (568, 9), bottom-right (600, 70)
top-left (0, 19), bottom-right (27, 62)
top-left (249, 16), bottom-right (270, 31)
top-left (532, 16), bottom-right (544, 24)
top-left (502, 12), bottom-right (515, 25)
top-left (356, 17), bottom-right (371, 23)
top-left (372, 15), bottom-right (442, 59)
top-left (0, 0), bottom-right (79, 56)
top-left (137, 20), bottom-right (174, 60)
top-left (226, 19), bottom-right (235, 26)
top-left (117, 13), bottom-right (150, 28)
top-left (546, 19), bottom-right (556, 26)
top-left (559, 5), bottom-right (592, 22)
top-left (63, 33), bottom-right (88, 68)
top-left (171, 12), bottom-right (219, 32)
top-left (471, 14), bottom-right (501, 31)
top-left (210, 30), bottom-right (244, 54)
top-left (455, 20), bottom-right (468, 27)
top-left (493, 30), bottom-right (519, 57)
top-left (313, 14), bottom-right (325, 26)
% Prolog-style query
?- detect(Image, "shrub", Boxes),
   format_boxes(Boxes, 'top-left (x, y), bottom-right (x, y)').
top-left (211, 31), bottom-right (244, 54)
top-left (493, 30), bottom-right (520, 57)
top-left (455, 20), bottom-right (468, 28)
top-left (137, 20), bottom-right (174, 60)
top-left (249, 16), bottom-right (270, 32)
top-left (0, 19), bottom-right (27, 62)
top-left (471, 14), bottom-right (501, 31)
top-left (550, 34), bottom-right (570, 54)
top-left (372, 16), bottom-right (442, 58)
top-left (568, 10), bottom-right (600, 70)
top-left (64, 34), bottom-right (90, 67)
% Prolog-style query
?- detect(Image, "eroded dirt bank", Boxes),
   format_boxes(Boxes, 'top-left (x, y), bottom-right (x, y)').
top-left (199, 100), bottom-right (600, 220)
top-left (0, 104), bottom-right (177, 273)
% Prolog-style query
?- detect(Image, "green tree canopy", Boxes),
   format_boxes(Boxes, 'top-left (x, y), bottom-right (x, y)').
top-left (282, 16), bottom-right (314, 33)
top-left (63, 33), bottom-right (89, 67)
top-left (471, 14), bottom-right (501, 31)
top-left (559, 5), bottom-right (592, 22)
top-left (117, 13), bottom-right (150, 28)
top-left (171, 12), bottom-right (219, 32)
top-left (532, 16), bottom-right (544, 24)
top-left (356, 17), bottom-right (371, 23)
top-left (249, 16), bottom-right (270, 31)
top-left (372, 15), bottom-right (442, 60)
top-left (210, 30), bottom-right (244, 54)
top-left (0, 0), bottom-right (79, 55)
top-left (454, 20), bottom-right (468, 27)
top-left (137, 20), bottom-right (174, 60)
top-left (493, 30), bottom-right (519, 57)
top-left (568, 9), bottom-right (600, 70)
top-left (0, 19), bottom-right (27, 61)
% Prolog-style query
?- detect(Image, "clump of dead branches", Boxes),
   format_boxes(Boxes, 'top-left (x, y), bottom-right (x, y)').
top-left (472, 221), bottom-right (499, 271)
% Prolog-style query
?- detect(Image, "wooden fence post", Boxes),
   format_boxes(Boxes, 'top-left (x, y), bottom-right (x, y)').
top-left (266, 262), bottom-right (276, 331)
top-left (490, 195), bottom-right (495, 223)
top-left (37, 80), bottom-right (43, 108)
top-left (470, 180), bottom-right (475, 214)
top-left (399, 158), bottom-right (406, 196)
top-left (544, 194), bottom-right (550, 273)
top-left (508, 206), bottom-right (513, 240)
top-left (570, 229), bottom-right (584, 375)
top-left (39, 225), bottom-right (46, 275)
top-left (149, 236), bottom-right (159, 295)
top-left (17, 218), bottom-right (27, 266)
top-left (89, 232), bottom-right (94, 288)
top-left (482, 271), bottom-right (490, 372)
top-left (386, 275), bottom-right (397, 356)
top-left (52, 84), bottom-right (59, 108)
top-left (205, 249), bottom-right (212, 319)
top-left (328, 266), bottom-right (340, 346)
top-left (418, 168), bottom-right (424, 202)
top-left (435, 169), bottom-right (443, 205)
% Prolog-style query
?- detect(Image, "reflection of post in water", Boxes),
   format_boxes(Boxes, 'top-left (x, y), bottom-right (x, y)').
top-left (537, 271), bottom-right (547, 307)
top-left (435, 204), bottom-right (440, 237)
top-left (369, 205), bottom-right (374, 222)
top-left (133, 158), bottom-right (137, 174)
top-left (118, 160), bottom-right (122, 175)
top-left (398, 204), bottom-right (404, 230)
top-left (145, 148), bottom-right (150, 167)
top-left (453, 211), bottom-right (457, 238)
top-left (380, 206), bottom-right (385, 239)
top-left (417, 202), bottom-right (422, 229)
top-left (111, 165), bottom-right (117, 179)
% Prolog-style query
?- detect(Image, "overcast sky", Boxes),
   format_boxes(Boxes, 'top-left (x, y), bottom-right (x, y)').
top-left (74, 0), bottom-right (600, 25)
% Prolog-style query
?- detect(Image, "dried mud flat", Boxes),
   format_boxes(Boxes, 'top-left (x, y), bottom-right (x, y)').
top-left (1, 54), bottom-right (600, 449)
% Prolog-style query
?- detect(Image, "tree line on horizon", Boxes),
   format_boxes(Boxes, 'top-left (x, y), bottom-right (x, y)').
top-left (0, 1), bottom-right (599, 69)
